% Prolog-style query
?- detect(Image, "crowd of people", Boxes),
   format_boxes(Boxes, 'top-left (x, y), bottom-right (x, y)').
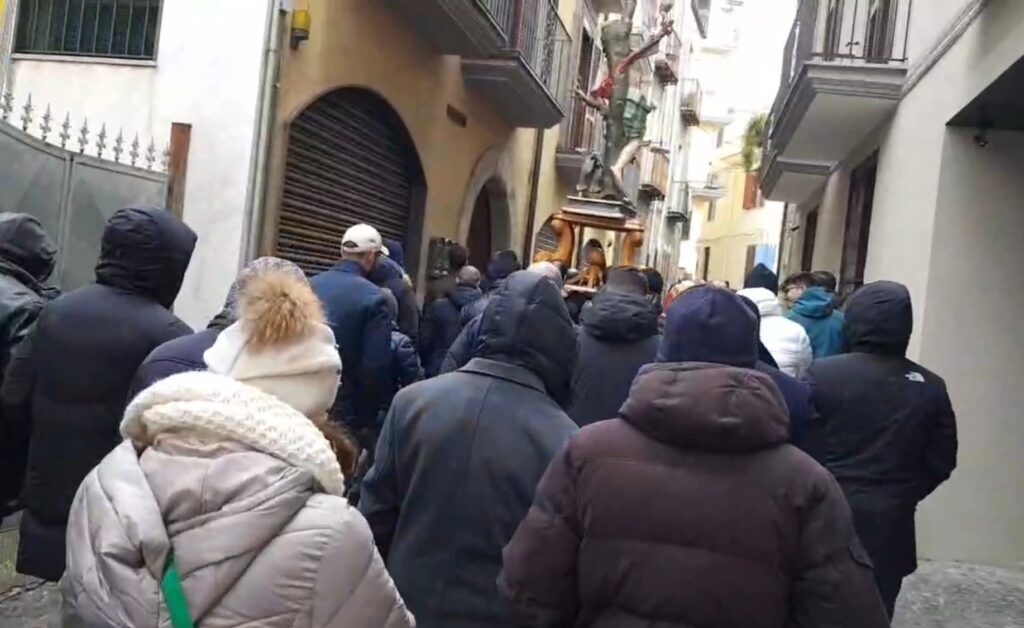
top-left (0, 207), bottom-right (958, 627)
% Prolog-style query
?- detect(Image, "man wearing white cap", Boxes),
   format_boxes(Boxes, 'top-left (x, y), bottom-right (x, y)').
top-left (310, 224), bottom-right (394, 436)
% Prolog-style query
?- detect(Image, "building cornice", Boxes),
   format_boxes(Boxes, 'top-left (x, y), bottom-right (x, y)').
top-left (903, 0), bottom-right (991, 96)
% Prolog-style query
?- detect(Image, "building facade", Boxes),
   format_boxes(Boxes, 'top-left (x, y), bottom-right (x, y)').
top-left (764, 0), bottom-right (1024, 567)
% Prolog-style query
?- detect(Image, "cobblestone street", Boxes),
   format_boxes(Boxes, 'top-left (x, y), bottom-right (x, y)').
top-left (2, 558), bottom-right (1023, 627)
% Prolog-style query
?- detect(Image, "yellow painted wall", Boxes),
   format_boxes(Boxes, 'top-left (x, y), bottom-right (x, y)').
top-left (263, 0), bottom-right (577, 280)
top-left (696, 153), bottom-right (783, 287)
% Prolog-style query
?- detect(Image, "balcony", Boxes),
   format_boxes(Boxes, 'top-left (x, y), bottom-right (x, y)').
top-left (691, 173), bottom-right (728, 201)
top-left (692, 0), bottom-right (711, 39)
top-left (680, 78), bottom-right (703, 126)
top-left (556, 91), bottom-right (605, 183)
top-left (640, 146), bottom-right (670, 199)
top-left (653, 30), bottom-right (682, 85)
top-left (386, 0), bottom-right (571, 128)
top-left (761, 0), bottom-right (910, 203)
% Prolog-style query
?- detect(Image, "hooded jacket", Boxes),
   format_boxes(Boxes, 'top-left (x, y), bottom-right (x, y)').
top-left (0, 213), bottom-right (58, 509)
top-left (738, 287), bottom-right (813, 378)
top-left (359, 271), bottom-right (579, 628)
top-left (63, 372), bottom-right (414, 628)
top-left (419, 283), bottom-right (482, 377)
top-left (568, 290), bottom-right (660, 426)
top-left (368, 255), bottom-right (419, 343)
top-left (810, 281), bottom-right (957, 581)
top-left (500, 363), bottom-right (889, 628)
top-left (4, 206), bottom-right (195, 581)
top-left (786, 287), bottom-right (845, 358)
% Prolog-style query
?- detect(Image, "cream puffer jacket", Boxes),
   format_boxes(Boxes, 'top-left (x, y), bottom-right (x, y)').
top-left (62, 371), bottom-right (415, 628)
top-left (738, 287), bottom-right (815, 379)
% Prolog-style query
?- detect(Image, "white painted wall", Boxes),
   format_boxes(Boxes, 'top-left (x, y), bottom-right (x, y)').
top-left (9, 0), bottom-right (269, 328)
top-left (916, 128), bottom-right (1024, 568)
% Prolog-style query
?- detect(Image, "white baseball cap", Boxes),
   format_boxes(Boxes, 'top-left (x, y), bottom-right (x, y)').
top-left (341, 223), bottom-right (389, 255)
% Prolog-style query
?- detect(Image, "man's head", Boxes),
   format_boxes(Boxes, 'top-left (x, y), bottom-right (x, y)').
top-left (811, 270), bottom-right (838, 293)
top-left (844, 281), bottom-right (913, 356)
top-left (744, 263), bottom-right (779, 294)
top-left (487, 250), bottom-right (521, 283)
top-left (527, 261), bottom-right (564, 289)
top-left (456, 265), bottom-right (482, 288)
top-left (341, 223), bottom-right (388, 273)
top-left (640, 268), bottom-right (664, 297)
top-left (658, 285), bottom-right (759, 368)
top-left (604, 266), bottom-right (648, 296)
top-left (448, 243), bottom-right (469, 272)
top-left (781, 271), bottom-right (816, 307)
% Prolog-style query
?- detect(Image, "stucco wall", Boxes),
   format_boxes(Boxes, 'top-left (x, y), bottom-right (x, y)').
top-left (9, 0), bottom-right (269, 327)
top-left (916, 128), bottom-right (1024, 568)
top-left (266, 0), bottom-right (579, 280)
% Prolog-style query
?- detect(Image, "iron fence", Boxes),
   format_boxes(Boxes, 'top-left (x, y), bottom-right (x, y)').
top-left (679, 77), bottom-right (702, 126)
top-left (14, 0), bottom-right (162, 59)
top-left (477, 0), bottom-right (515, 37)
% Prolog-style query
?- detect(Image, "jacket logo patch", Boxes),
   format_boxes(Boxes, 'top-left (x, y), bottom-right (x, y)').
top-left (905, 372), bottom-right (925, 383)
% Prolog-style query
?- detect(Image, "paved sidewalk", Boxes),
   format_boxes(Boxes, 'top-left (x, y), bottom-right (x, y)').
top-left (1, 559), bottom-right (1023, 626)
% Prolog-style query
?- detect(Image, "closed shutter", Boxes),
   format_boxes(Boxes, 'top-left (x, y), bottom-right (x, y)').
top-left (278, 89), bottom-right (414, 274)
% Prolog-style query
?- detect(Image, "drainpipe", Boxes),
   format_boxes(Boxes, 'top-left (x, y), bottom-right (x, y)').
top-left (240, 0), bottom-right (283, 266)
top-left (521, 128), bottom-right (546, 262)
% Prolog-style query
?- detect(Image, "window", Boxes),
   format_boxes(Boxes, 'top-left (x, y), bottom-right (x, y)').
top-left (840, 153), bottom-right (878, 295)
top-left (707, 199), bottom-right (717, 222)
top-left (15, 0), bottom-right (162, 60)
top-left (716, 127), bottom-right (725, 147)
top-left (700, 247), bottom-right (711, 281)
top-left (744, 244), bottom-right (757, 278)
top-left (801, 208), bottom-right (819, 271)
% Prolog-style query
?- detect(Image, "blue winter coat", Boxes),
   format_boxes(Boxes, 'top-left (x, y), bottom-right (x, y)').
top-left (420, 284), bottom-right (482, 377)
top-left (360, 271), bottom-right (578, 628)
top-left (128, 328), bottom-right (220, 401)
top-left (310, 260), bottom-right (394, 428)
top-left (787, 287), bottom-right (845, 358)
top-left (368, 255), bottom-right (419, 343)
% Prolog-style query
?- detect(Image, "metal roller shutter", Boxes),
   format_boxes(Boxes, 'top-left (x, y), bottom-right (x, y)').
top-left (278, 89), bottom-right (414, 274)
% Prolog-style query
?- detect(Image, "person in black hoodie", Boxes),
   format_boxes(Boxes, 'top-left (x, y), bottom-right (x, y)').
top-left (810, 281), bottom-right (957, 618)
top-left (419, 265), bottom-right (482, 377)
top-left (2, 206), bottom-right (196, 581)
top-left (568, 267), bottom-right (660, 427)
top-left (359, 271), bottom-right (577, 628)
top-left (0, 213), bottom-right (59, 515)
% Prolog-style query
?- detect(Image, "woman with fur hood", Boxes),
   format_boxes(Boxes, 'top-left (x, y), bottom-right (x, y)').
top-left (62, 270), bottom-right (415, 627)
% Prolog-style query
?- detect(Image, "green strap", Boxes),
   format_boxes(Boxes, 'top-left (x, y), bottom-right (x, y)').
top-left (161, 551), bottom-right (196, 628)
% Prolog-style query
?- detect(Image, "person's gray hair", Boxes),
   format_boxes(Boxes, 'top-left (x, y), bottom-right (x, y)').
top-left (527, 261), bottom-right (563, 289)
top-left (456, 265), bottom-right (481, 287)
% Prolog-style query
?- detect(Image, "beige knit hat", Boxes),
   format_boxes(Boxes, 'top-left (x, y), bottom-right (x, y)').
top-left (204, 270), bottom-right (341, 419)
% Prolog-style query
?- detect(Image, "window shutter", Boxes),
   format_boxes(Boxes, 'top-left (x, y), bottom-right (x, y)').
top-left (743, 172), bottom-right (759, 209)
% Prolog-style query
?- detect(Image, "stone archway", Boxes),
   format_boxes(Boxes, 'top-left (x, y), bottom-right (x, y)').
top-left (459, 146), bottom-right (514, 266)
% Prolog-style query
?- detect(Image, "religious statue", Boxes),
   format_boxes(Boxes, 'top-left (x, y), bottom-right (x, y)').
top-left (575, 1), bottom-right (675, 202)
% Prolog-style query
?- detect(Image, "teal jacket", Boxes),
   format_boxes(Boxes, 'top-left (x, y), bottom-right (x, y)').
top-left (786, 287), bottom-right (845, 358)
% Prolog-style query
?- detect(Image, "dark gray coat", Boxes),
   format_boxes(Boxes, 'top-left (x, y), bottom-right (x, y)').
top-left (359, 271), bottom-right (578, 628)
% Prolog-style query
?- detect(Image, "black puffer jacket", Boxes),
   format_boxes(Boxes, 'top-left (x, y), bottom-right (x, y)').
top-left (4, 207), bottom-right (195, 581)
top-left (0, 213), bottom-right (58, 510)
top-left (810, 281), bottom-right (957, 582)
top-left (419, 284), bottom-right (482, 377)
top-left (359, 271), bottom-right (578, 628)
top-left (568, 290), bottom-right (660, 426)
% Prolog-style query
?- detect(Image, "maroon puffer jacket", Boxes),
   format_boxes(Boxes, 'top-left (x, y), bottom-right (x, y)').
top-left (500, 362), bottom-right (889, 628)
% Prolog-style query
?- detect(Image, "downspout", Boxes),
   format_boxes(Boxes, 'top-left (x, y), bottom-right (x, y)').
top-left (521, 128), bottom-right (546, 262)
top-left (240, 0), bottom-right (283, 266)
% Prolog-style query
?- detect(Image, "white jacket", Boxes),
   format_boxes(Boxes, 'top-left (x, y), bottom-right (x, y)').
top-left (63, 372), bottom-right (415, 628)
top-left (738, 288), bottom-right (814, 379)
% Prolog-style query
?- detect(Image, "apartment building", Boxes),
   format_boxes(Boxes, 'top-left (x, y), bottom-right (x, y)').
top-left (763, 0), bottom-right (1024, 566)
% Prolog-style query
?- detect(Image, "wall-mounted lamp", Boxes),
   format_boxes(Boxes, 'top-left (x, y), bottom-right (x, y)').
top-left (291, 9), bottom-right (311, 50)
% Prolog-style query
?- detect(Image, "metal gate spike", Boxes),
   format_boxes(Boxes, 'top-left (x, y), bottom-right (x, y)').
top-left (59, 113), bottom-right (71, 149)
top-left (40, 105), bottom-right (53, 142)
top-left (113, 129), bottom-right (124, 163)
top-left (96, 123), bottom-right (108, 158)
top-left (0, 91), bottom-right (13, 122)
top-left (145, 139), bottom-right (156, 170)
top-left (78, 118), bottom-right (90, 154)
top-left (130, 133), bottom-right (140, 167)
top-left (20, 94), bottom-right (33, 132)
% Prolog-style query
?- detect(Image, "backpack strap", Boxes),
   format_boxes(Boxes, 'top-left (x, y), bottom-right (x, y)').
top-left (161, 550), bottom-right (196, 628)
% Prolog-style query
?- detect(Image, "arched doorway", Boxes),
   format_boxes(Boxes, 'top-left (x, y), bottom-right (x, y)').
top-left (277, 88), bottom-right (425, 275)
top-left (466, 178), bottom-right (510, 271)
